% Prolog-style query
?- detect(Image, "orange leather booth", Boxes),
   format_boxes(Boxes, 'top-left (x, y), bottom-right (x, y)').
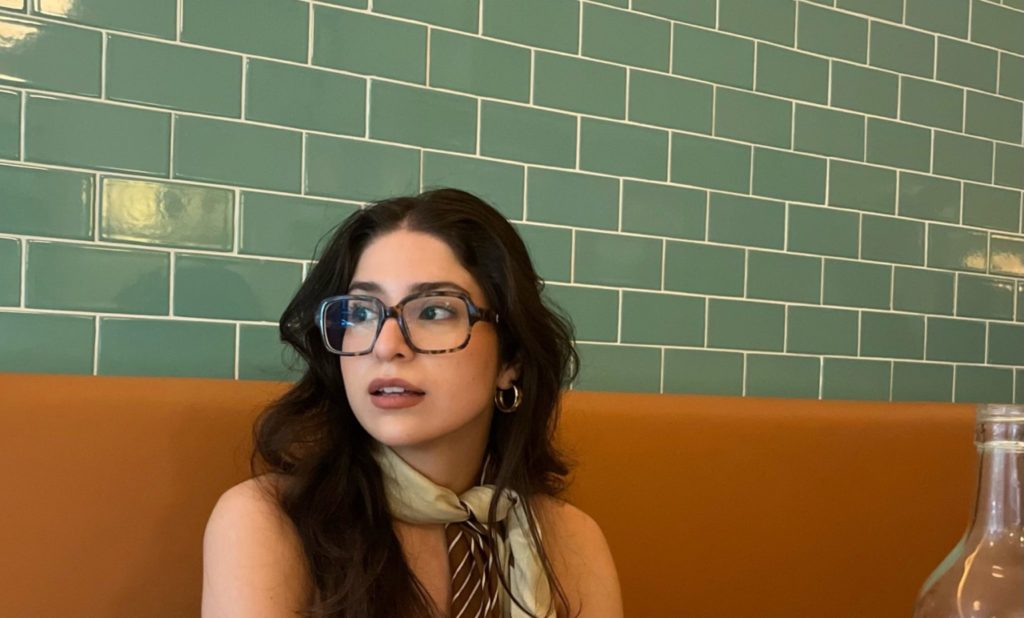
top-left (1, 373), bottom-right (976, 616)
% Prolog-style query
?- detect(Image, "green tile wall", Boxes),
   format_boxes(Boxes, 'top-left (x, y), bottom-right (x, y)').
top-left (0, 0), bottom-right (1021, 402)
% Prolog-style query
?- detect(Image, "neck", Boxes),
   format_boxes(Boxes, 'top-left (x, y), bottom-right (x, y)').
top-left (386, 422), bottom-right (492, 495)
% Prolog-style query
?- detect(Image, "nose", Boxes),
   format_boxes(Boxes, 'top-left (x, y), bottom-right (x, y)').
top-left (372, 314), bottom-right (413, 360)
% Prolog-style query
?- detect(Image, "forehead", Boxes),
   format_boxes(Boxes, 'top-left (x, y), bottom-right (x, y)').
top-left (349, 229), bottom-right (485, 301)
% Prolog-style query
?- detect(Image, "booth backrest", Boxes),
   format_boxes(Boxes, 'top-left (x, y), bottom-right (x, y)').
top-left (0, 373), bottom-right (975, 617)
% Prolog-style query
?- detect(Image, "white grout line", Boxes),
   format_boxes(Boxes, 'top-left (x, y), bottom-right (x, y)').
top-left (18, 238), bottom-right (26, 309)
top-left (176, 0), bottom-right (183, 41)
top-left (475, 98), bottom-right (481, 156)
top-left (232, 188), bottom-right (241, 253)
top-left (425, 27), bottom-right (432, 84)
top-left (240, 57), bottom-right (248, 120)
top-left (18, 91), bottom-right (25, 162)
top-left (234, 322), bottom-right (241, 379)
top-left (100, 34), bottom-right (107, 100)
top-left (659, 346), bottom-right (665, 394)
top-left (169, 251), bottom-right (176, 316)
top-left (93, 315), bottom-right (100, 376)
top-left (615, 288), bottom-right (622, 343)
top-left (307, 2), bottom-right (314, 65)
top-left (574, 115), bottom-right (581, 170)
top-left (299, 132), bottom-right (307, 195)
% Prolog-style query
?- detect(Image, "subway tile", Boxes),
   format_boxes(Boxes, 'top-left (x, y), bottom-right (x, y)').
top-left (793, 105), bottom-right (865, 161)
top-left (429, 31), bottom-right (529, 102)
top-left (831, 62), bottom-right (898, 117)
top-left (891, 362), bottom-right (953, 402)
top-left (956, 274), bottom-right (1015, 320)
top-left (893, 266), bottom-right (955, 315)
top-left (899, 77), bottom-right (964, 132)
top-left (822, 259), bottom-right (891, 309)
top-left (369, 81), bottom-right (476, 153)
top-left (965, 91), bottom-right (1024, 143)
top-left (962, 183), bottom-right (1021, 232)
top-left (708, 193), bottom-right (785, 249)
top-left (422, 152), bottom-right (524, 220)
top-left (479, 102), bottom-right (576, 168)
top-left (573, 231), bottom-right (661, 289)
top-left (25, 95), bottom-right (169, 176)
top-left (747, 251), bottom-right (822, 304)
top-left (860, 214), bottom-right (925, 266)
top-left (797, 4), bottom-right (867, 63)
top-left (101, 178), bottom-right (233, 251)
top-left (632, 0), bottom-right (715, 27)
top-left (238, 324), bottom-right (303, 381)
top-left (107, 35), bottom-right (241, 118)
top-left (526, 168), bottom-right (618, 230)
top-left (708, 299), bottom-right (785, 351)
top-left (0, 88), bottom-right (15, 159)
top-left (787, 205), bottom-right (859, 258)
top-left (926, 317), bottom-right (986, 362)
top-left (174, 254), bottom-right (301, 322)
top-left (752, 148), bottom-right (826, 204)
top-left (0, 164), bottom-right (94, 239)
top-left (0, 312), bottom-right (94, 374)
top-left (715, 88), bottom-right (792, 148)
top-left (182, 0), bottom-right (307, 61)
top-left (837, 0), bottom-right (902, 20)
top-left (664, 240), bottom-right (745, 296)
top-left (579, 118), bottom-right (668, 181)
top-left (937, 37), bottom-right (999, 93)
top-left (514, 223), bottom-right (571, 283)
top-left (990, 235), bottom-right (1024, 278)
top-left (543, 284), bottom-right (619, 342)
top-left (861, 311), bottom-right (925, 359)
top-left (928, 224), bottom-right (989, 272)
top-left (898, 172), bottom-right (961, 223)
top-left (955, 365), bottom-right (1014, 404)
top-left (574, 343), bottom-right (661, 393)
top-left (240, 192), bottom-right (357, 260)
top-left (36, 0), bottom-right (175, 38)
top-left (621, 181), bottom-right (706, 240)
top-left (718, 0), bottom-right (795, 46)
top-left (481, 0), bottom-right (579, 53)
top-left (933, 131), bottom-right (994, 183)
top-left (672, 24), bottom-right (754, 89)
top-left (0, 237), bottom-right (19, 306)
top-left (994, 144), bottom-right (1024, 190)
top-left (246, 59), bottom-right (365, 135)
top-left (1001, 53), bottom-right (1024, 100)
top-left (534, 52), bottom-right (626, 119)
top-left (0, 15), bottom-right (100, 95)
top-left (582, 4), bottom-right (670, 71)
top-left (313, 6), bottom-right (426, 83)
top-left (174, 116), bottom-right (300, 192)
top-left (670, 133), bottom-right (751, 193)
top-left (628, 71), bottom-right (713, 134)
top-left (829, 161), bottom-right (897, 214)
top-left (305, 134), bottom-right (419, 202)
top-left (787, 306), bottom-right (859, 355)
top-left (905, 0), bottom-right (969, 38)
top-left (869, 23), bottom-right (934, 78)
top-left (865, 119), bottom-right (931, 173)
top-left (621, 291), bottom-right (704, 346)
top-left (25, 241), bottom-right (169, 314)
top-left (822, 358), bottom-right (891, 401)
top-left (971, 0), bottom-right (1024, 55)
top-left (373, 0), bottom-right (477, 31)
top-left (988, 322), bottom-right (1024, 365)
top-left (663, 349), bottom-right (744, 396)
top-left (97, 317), bottom-right (234, 378)
top-left (746, 354), bottom-right (820, 399)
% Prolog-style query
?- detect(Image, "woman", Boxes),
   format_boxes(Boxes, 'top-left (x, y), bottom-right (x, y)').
top-left (202, 188), bottom-right (623, 617)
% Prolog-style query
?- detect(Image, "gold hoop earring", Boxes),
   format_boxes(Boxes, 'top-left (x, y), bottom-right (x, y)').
top-left (494, 384), bottom-right (522, 413)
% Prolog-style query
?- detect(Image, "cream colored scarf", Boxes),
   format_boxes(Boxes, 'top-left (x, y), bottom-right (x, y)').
top-left (373, 444), bottom-right (555, 618)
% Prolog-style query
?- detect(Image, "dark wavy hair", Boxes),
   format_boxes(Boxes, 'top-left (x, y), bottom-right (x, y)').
top-left (251, 188), bottom-right (580, 617)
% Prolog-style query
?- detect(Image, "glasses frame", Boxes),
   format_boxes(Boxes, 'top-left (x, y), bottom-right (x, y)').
top-left (314, 290), bottom-right (501, 356)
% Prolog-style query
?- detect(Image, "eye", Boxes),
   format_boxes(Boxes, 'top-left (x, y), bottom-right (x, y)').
top-left (418, 303), bottom-right (456, 320)
top-left (345, 301), bottom-right (379, 325)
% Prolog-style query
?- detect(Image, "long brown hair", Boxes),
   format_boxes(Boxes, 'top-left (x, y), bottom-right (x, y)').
top-left (251, 188), bottom-right (580, 616)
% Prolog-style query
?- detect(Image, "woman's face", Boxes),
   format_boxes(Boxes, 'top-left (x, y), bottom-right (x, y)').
top-left (340, 228), bottom-right (517, 454)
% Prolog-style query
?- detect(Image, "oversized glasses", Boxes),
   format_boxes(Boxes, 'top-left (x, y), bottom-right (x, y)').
top-left (314, 291), bottom-right (500, 356)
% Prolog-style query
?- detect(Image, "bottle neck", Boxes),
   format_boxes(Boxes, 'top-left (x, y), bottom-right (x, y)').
top-left (967, 418), bottom-right (1024, 536)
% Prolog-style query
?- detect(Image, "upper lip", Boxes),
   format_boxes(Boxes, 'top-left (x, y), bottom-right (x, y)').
top-left (368, 378), bottom-right (426, 395)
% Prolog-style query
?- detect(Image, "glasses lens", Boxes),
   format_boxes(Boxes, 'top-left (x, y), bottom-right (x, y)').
top-left (323, 296), bottom-right (380, 354)
top-left (402, 295), bottom-right (471, 352)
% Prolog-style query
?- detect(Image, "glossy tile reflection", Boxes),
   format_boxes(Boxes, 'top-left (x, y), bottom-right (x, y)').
top-left (0, 15), bottom-right (101, 95)
top-left (101, 178), bottom-right (233, 250)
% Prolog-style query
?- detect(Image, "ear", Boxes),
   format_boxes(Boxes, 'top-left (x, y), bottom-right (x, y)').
top-left (496, 360), bottom-right (521, 390)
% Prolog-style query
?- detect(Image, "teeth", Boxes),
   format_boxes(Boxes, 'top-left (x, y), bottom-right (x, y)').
top-left (379, 386), bottom-right (408, 394)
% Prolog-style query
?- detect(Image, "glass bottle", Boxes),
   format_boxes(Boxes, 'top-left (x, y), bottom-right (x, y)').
top-left (913, 404), bottom-right (1024, 618)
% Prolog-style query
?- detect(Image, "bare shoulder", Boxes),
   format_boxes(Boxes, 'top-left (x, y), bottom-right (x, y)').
top-left (532, 495), bottom-right (624, 618)
top-left (202, 475), bottom-right (312, 617)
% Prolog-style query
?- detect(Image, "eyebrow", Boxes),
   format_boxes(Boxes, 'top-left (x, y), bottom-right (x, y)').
top-left (347, 280), bottom-right (472, 296)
